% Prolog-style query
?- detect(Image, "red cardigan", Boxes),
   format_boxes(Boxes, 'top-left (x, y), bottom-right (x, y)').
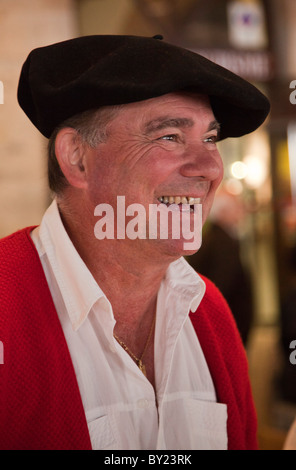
top-left (0, 227), bottom-right (258, 450)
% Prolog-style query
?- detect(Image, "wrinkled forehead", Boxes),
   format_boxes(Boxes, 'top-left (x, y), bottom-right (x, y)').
top-left (111, 91), bottom-right (215, 125)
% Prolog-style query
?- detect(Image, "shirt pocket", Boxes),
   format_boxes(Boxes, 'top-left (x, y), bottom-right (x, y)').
top-left (88, 415), bottom-right (116, 450)
top-left (186, 399), bottom-right (228, 450)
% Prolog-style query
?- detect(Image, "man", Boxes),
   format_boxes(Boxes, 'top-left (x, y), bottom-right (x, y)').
top-left (0, 35), bottom-right (269, 450)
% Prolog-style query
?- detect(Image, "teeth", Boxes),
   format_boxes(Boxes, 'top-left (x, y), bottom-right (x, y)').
top-left (158, 196), bottom-right (201, 204)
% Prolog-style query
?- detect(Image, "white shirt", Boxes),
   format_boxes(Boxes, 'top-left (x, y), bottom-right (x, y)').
top-left (31, 200), bottom-right (227, 450)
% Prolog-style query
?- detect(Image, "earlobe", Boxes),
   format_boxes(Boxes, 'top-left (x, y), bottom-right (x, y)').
top-left (55, 128), bottom-right (88, 189)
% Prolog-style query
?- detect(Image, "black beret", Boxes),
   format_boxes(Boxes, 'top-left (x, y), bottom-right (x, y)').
top-left (17, 34), bottom-right (270, 140)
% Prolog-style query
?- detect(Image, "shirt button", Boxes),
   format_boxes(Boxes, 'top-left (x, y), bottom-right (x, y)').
top-left (137, 399), bottom-right (150, 409)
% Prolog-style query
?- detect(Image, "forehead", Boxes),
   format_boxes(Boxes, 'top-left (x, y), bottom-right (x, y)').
top-left (140, 91), bottom-right (211, 108)
top-left (114, 92), bottom-right (215, 126)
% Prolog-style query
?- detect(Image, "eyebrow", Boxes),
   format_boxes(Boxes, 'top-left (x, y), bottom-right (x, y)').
top-left (208, 120), bottom-right (221, 136)
top-left (145, 117), bottom-right (194, 133)
top-left (145, 116), bottom-right (221, 137)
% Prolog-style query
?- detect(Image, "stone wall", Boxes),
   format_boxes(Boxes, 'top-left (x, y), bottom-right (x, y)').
top-left (0, 0), bottom-right (77, 236)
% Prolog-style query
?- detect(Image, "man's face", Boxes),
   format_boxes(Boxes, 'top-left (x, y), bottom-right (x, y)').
top-left (85, 92), bottom-right (224, 259)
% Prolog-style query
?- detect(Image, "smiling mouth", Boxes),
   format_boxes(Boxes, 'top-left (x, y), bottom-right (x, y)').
top-left (157, 196), bottom-right (201, 212)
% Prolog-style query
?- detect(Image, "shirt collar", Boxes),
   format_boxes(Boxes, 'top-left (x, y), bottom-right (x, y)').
top-left (164, 257), bottom-right (205, 314)
top-left (37, 199), bottom-right (110, 331)
top-left (36, 199), bottom-right (205, 331)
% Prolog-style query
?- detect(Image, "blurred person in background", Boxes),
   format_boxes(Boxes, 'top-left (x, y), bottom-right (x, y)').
top-left (188, 187), bottom-right (254, 345)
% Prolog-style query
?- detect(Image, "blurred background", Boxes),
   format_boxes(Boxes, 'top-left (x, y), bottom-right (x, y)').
top-left (0, 0), bottom-right (296, 450)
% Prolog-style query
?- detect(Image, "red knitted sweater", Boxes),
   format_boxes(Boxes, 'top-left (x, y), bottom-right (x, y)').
top-left (0, 227), bottom-right (258, 450)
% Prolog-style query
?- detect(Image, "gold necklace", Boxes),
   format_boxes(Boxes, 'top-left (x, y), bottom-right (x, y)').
top-left (114, 314), bottom-right (156, 377)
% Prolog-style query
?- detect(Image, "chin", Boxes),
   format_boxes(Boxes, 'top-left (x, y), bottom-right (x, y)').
top-left (158, 236), bottom-right (202, 259)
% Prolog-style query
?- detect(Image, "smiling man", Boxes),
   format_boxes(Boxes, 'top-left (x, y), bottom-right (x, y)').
top-left (0, 35), bottom-right (269, 450)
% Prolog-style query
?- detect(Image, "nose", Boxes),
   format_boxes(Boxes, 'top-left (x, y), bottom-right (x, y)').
top-left (180, 147), bottom-right (223, 182)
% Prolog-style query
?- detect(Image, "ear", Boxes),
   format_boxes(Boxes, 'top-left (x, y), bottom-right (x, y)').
top-left (55, 127), bottom-right (88, 189)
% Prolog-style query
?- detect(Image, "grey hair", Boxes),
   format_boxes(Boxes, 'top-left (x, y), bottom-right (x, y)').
top-left (47, 105), bottom-right (122, 194)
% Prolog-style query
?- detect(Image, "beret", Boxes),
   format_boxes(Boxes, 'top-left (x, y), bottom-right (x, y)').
top-left (17, 34), bottom-right (270, 140)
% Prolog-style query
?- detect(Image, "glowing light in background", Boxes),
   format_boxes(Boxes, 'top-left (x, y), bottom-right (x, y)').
top-left (243, 155), bottom-right (267, 189)
top-left (225, 178), bottom-right (244, 195)
top-left (230, 155), bottom-right (268, 189)
top-left (231, 161), bottom-right (248, 179)
top-left (226, 129), bottom-right (270, 192)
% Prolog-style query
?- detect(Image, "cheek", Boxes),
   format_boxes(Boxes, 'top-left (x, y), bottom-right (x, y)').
top-left (86, 160), bottom-right (120, 207)
top-left (143, 148), bottom-right (182, 179)
top-left (216, 162), bottom-right (224, 188)
top-left (203, 160), bottom-right (224, 221)
top-left (218, 154), bottom-right (224, 178)
top-left (211, 152), bottom-right (224, 188)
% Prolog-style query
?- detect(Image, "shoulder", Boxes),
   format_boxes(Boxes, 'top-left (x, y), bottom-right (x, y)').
top-left (190, 273), bottom-right (244, 357)
top-left (0, 226), bottom-right (36, 248)
top-left (0, 226), bottom-right (38, 269)
top-left (0, 226), bottom-right (43, 312)
top-left (200, 273), bottom-right (228, 304)
top-left (195, 274), bottom-right (237, 327)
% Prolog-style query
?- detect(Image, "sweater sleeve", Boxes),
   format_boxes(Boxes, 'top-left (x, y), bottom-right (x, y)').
top-left (190, 274), bottom-right (258, 450)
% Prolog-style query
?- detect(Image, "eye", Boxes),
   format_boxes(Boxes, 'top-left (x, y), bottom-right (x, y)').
top-left (158, 134), bottom-right (179, 142)
top-left (204, 134), bottom-right (218, 144)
